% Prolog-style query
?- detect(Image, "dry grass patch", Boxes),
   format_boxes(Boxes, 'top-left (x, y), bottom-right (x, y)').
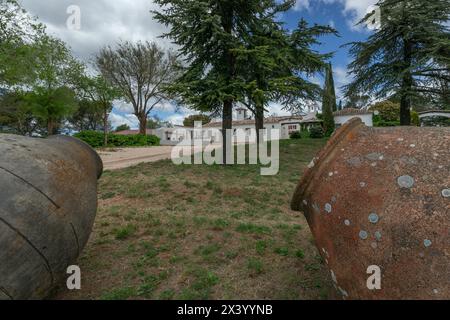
top-left (54, 139), bottom-right (333, 300)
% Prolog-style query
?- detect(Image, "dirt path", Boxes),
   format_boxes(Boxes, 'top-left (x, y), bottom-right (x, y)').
top-left (98, 147), bottom-right (175, 170)
top-left (98, 145), bottom-right (210, 170)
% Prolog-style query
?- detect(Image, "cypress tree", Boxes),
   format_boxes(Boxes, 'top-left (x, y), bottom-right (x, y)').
top-left (322, 63), bottom-right (336, 136)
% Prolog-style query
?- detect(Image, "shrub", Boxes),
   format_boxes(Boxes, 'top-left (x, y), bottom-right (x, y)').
top-left (370, 101), bottom-right (400, 122)
top-left (74, 131), bottom-right (160, 148)
top-left (289, 131), bottom-right (302, 139)
top-left (115, 124), bottom-right (130, 132)
top-left (309, 126), bottom-right (324, 139)
top-left (370, 100), bottom-right (420, 127)
top-left (411, 111), bottom-right (420, 126)
top-left (374, 119), bottom-right (400, 127)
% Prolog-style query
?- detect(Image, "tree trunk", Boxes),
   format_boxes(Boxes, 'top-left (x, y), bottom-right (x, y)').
top-left (47, 119), bottom-right (54, 136)
top-left (103, 110), bottom-right (109, 147)
top-left (400, 39), bottom-right (413, 126)
top-left (255, 103), bottom-right (264, 148)
top-left (138, 113), bottom-right (147, 135)
top-left (222, 100), bottom-right (233, 164)
top-left (221, 7), bottom-right (235, 165)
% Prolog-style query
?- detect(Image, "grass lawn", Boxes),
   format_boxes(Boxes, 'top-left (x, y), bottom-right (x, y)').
top-left (55, 138), bottom-right (334, 300)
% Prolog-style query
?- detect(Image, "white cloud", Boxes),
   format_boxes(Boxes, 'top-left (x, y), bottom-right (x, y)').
top-left (267, 102), bottom-right (293, 117)
top-left (20, 0), bottom-right (172, 62)
top-left (293, 0), bottom-right (379, 32)
top-left (341, 0), bottom-right (378, 31)
top-left (109, 112), bottom-right (139, 130)
top-left (333, 65), bottom-right (349, 97)
top-left (294, 0), bottom-right (311, 11)
top-left (165, 114), bottom-right (185, 126)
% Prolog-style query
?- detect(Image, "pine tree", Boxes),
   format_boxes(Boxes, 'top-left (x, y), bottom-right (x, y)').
top-left (153, 0), bottom-right (301, 163)
top-left (239, 18), bottom-right (336, 145)
top-left (322, 63), bottom-right (336, 136)
top-left (345, 0), bottom-right (450, 125)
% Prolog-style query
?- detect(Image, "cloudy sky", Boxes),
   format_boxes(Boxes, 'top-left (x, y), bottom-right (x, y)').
top-left (19, 0), bottom-right (377, 128)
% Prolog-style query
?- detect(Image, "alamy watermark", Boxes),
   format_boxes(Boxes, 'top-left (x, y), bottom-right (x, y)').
top-left (171, 122), bottom-right (280, 176)
top-left (367, 265), bottom-right (382, 290)
top-left (66, 5), bottom-right (81, 31)
top-left (66, 265), bottom-right (81, 290)
top-left (365, 5), bottom-right (382, 30)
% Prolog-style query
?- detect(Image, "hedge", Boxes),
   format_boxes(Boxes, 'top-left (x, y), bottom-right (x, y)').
top-left (74, 131), bottom-right (160, 148)
top-left (309, 126), bottom-right (325, 139)
top-left (289, 131), bottom-right (302, 139)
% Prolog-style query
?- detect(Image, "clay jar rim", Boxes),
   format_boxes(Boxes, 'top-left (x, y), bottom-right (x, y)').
top-left (290, 118), bottom-right (365, 213)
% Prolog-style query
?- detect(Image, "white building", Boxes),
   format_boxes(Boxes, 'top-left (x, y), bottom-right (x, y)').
top-left (203, 107), bottom-right (322, 142)
top-left (116, 107), bottom-right (323, 145)
top-left (333, 108), bottom-right (374, 127)
top-left (418, 110), bottom-right (450, 127)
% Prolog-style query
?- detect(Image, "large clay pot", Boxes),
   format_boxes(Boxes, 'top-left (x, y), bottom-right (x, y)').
top-left (291, 119), bottom-right (449, 300)
top-left (0, 134), bottom-right (102, 300)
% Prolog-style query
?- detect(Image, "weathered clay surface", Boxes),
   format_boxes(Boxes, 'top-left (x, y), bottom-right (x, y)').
top-left (291, 119), bottom-right (450, 300)
top-left (0, 134), bottom-right (102, 300)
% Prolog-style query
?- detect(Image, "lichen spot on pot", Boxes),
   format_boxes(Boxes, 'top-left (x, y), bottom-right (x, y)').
top-left (375, 231), bottom-right (382, 241)
top-left (424, 239), bottom-right (432, 248)
top-left (368, 213), bottom-right (379, 224)
top-left (344, 219), bottom-right (351, 226)
top-left (359, 230), bottom-right (369, 240)
top-left (441, 189), bottom-right (450, 198)
top-left (397, 175), bottom-right (415, 189)
top-left (325, 203), bottom-right (332, 214)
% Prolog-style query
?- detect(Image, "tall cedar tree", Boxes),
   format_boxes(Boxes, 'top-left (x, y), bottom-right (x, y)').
top-left (345, 0), bottom-right (450, 125)
top-left (239, 17), bottom-right (336, 145)
top-left (153, 0), bottom-right (297, 163)
top-left (322, 63), bottom-right (336, 135)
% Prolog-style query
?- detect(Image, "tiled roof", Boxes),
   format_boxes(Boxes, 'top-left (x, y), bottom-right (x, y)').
top-left (333, 108), bottom-right (373, 116)
top-left (418, 110), bottom-right (450, 115)
top-left (203, 116), bottom-right (305, 128)
top-left (115, 129), bottom-right (156, 135)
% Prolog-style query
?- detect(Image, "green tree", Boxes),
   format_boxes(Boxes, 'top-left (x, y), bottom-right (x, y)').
top-left (370, 100), bottom-right (400, 122)
top-left (345, 0), bottom-right (450, 125)
top-left (24, 35), bottom-right (83, 135)
top-left (115, 124), bottom-right (130, 132)
top-left (0, 0), bottom-right (45, 87)
top-left (370, 100), bottom-right (421, 126)
top-left (77, 74), bottom-right (121, 146)
top-left (69, 99), bottom-right (103, 132)
top-left (96, 41), bottom-right (180, 135)
top-left (0, 90), bottom-right (39, 135)
top-left (147, 115), bottom-right (173, 129)
top-left (322, 63), bottom-right (336, 136)
top-left (153, 0), bottom-right (297, 163)
top-left (239, 18), bottom-right (336, 145)
top-left (183, 114), bottom-right (211, 127)
top-left (24, 86), bottom-right (77, 135)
